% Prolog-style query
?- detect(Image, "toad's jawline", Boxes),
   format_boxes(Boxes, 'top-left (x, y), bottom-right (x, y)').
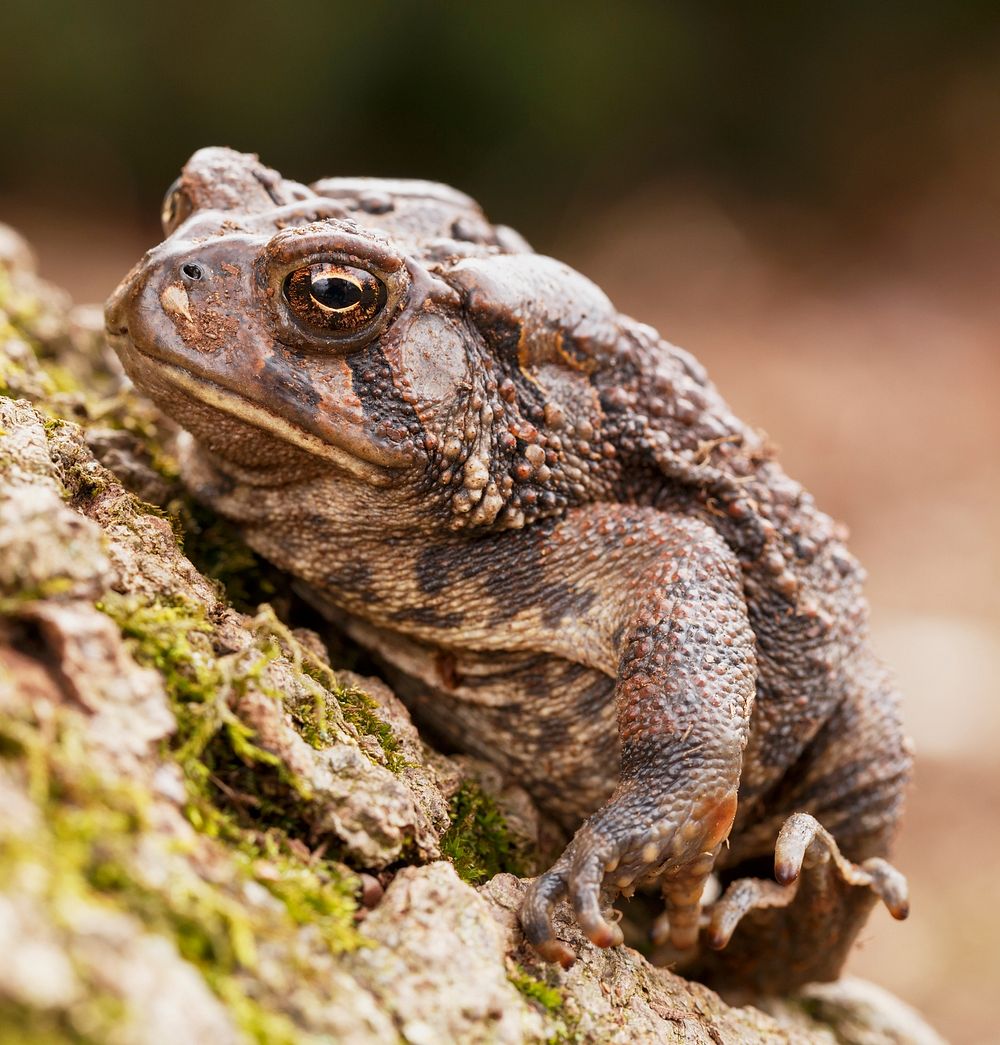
top-left (131, 351), bottom-right (402, 486)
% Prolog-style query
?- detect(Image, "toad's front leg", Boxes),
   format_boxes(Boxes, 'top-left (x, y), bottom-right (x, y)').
top-left (522, 513), bottom-right (757, 966)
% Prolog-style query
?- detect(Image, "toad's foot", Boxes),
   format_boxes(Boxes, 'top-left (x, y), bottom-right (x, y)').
top-left (706, 812), bottom-right (909, 951)
top-left (521, 784), bottom-right (738, 967)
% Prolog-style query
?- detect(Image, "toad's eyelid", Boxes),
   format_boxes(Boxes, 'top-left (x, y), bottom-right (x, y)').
top-left (261, 221), bottom-right (406, 277)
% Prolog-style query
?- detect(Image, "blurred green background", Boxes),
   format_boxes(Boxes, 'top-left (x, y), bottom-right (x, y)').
top-left (3, 0), bottom-right (1000, 239)
top-left (3, 6), bottom-right (1000, 1042)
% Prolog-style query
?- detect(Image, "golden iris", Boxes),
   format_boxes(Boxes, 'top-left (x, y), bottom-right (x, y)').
top-left (283, 263), bottom-right (387, 336)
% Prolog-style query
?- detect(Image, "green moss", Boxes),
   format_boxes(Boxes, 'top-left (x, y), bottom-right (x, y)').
top-left (96, 593), bottom-right (310, 811)
top-left (0, 712), bottom-right (239, 1040)
top-left (0, 267), bottom-right (42, 326)
top-left (0, 577), bottom-right (78, 615)
top-left (544, 1029), bottom-right (582, 1045)
top-left (46, 440), bottom-right (168, 526)
top-left (93, 592), bottom-right (403, 926)
top-left (0, 1000), bottom-right (105, 1044)
top-left (41, 362), bottom-right (84, 397)
top-left (264, 612), bottom-right (405, 773)
top-left (0, 276), bottom-right (81, 410)
top-left (60, 458), bottom-right (114, 504)
top-left (331, 680), bottom-right (404, 770)
top-left (440, 781), bottom-right (529, 885)
top-left (509, 965), bottom-right (582, 1044)
top-left (210, 984), bottom-right (301, 1045)
top-left (98, 593), bottom-right (218, 705)
top-left (0, 343), bottom-right (53, 402)
top-left (0, 640), bottom-right (362, 1042)
top-left (509, 966), bottom-right (564, 1014)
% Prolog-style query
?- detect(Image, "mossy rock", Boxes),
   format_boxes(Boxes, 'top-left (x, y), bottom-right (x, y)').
top-left (0, 223), bottom-right (942, 1044)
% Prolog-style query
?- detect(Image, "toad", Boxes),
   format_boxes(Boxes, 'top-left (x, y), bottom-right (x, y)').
top-left (105, 148), bottom-right (911, 994)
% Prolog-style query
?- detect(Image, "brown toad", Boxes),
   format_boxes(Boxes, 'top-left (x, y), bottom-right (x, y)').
top-left (105, 147), bottom-right (911, 994)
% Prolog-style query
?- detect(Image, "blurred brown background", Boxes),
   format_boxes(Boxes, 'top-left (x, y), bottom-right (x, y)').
top-left (3, 3), bottom-right (998, 1041)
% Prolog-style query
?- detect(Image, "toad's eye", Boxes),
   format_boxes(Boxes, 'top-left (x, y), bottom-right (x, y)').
top-left (283, 263), bottom-right (387, 337)
top-left (161, 178), bottom-right (193, 235)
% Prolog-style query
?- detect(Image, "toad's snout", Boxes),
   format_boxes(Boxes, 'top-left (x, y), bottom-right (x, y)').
top-left (104, 268), bottom-right (134, 336)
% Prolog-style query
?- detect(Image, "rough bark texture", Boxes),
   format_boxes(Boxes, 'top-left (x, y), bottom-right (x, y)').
top-left (0, 223), bottom-right (942, 1044)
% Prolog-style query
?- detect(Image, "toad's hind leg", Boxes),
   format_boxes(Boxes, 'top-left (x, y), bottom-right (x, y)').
top-left (687, 656), bottom-right (912, 997)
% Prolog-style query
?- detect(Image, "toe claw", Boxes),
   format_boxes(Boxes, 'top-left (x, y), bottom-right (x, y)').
top-left (862, 857), bottom-right (910, 919)
top-left (585, 919), bottom-right (624, 949)
top-left (521, 865), bottom-right (572, 965)
top-left (570, 851), bottom-right (623, 948)
top-left (706, 927), bottom-right (729, 950)
top-left (773, 812), bottom-right (817, 884)
top-left (534, 938), bottom-right (577, 968)
top-left (774, 862), bottom-right (800, 887)
top-left (706, 877), bottom-right (794, 949)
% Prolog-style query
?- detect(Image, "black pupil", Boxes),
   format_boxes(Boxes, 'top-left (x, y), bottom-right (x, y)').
top-left (182, 263), bottom-right (202, 280)
top-left (311, 275), bottom-right (363, 310)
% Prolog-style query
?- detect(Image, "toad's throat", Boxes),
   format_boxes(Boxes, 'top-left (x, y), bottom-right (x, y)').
top-left (131, 350), bottom-right (406, 485)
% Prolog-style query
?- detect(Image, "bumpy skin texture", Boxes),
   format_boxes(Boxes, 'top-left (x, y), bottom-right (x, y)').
top-left (106, 148), bottom-right (911, 995)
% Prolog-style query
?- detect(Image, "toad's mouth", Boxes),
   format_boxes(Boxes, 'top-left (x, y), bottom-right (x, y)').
top-left (110, 334), bottom-right (407, 486)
